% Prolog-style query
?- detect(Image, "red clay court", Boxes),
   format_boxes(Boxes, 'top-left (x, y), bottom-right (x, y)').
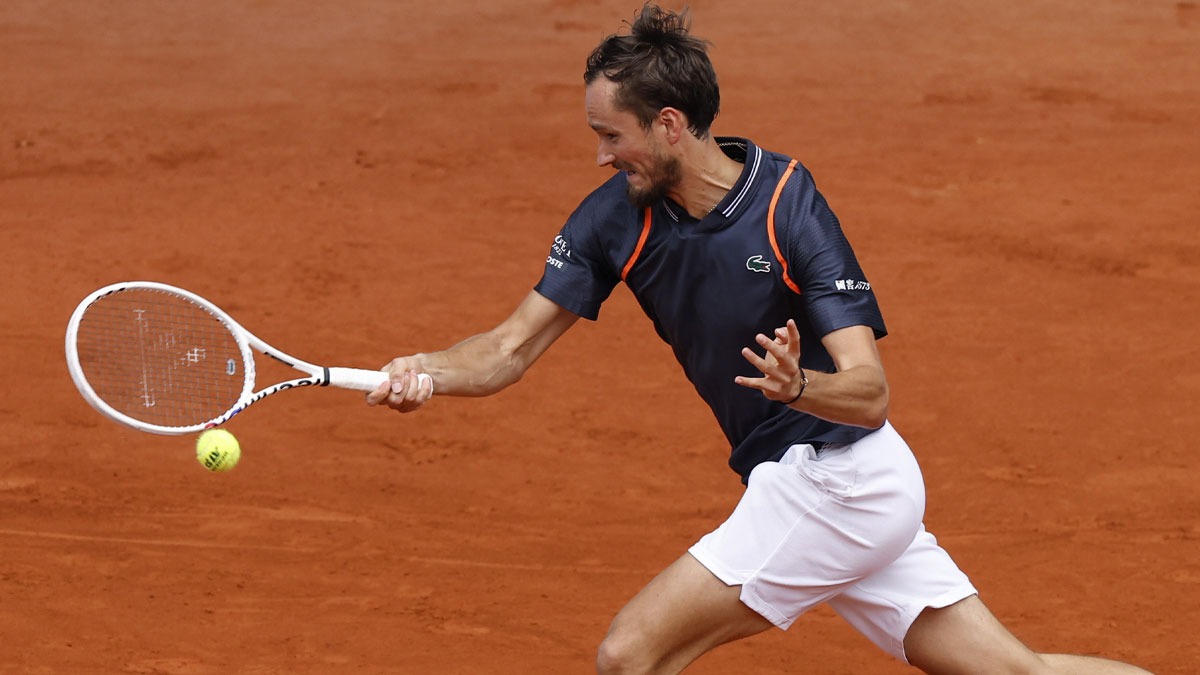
top-left (1, 1), bottom-right (1197, 673)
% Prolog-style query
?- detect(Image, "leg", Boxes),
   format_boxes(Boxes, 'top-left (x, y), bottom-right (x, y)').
top-left (595, 553), bottom-right (772, 675)
top-left (904, 595), bottom-right (1050, 674)
top-left (597, 427), bottom-right (929, 674)
top-left (904, 595), bottom-right (1154, 675)
top-left (1039, 654), bottom-right (1154, 675)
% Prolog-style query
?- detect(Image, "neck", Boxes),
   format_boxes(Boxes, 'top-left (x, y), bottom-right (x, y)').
top-left (670, 136), bottom-right (743, 219)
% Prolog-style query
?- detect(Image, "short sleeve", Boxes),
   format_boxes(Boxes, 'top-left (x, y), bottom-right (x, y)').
top-left (781, 167), bottom-right (887, 340)
top-left (533, 180), bottom-right (632, 320)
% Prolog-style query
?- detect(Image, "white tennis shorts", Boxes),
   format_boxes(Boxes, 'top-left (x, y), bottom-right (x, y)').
top-left (688, 421), bottom-right (977, 662)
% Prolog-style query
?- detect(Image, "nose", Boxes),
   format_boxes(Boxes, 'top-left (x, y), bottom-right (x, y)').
top-left (596, 142), bottom-right (615, 167)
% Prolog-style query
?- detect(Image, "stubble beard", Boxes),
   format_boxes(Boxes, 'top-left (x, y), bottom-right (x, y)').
top-left (624, 153), bottom-right (682, 210)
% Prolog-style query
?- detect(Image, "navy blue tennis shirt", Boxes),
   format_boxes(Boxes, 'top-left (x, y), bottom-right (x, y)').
top-left (535, 138), bottom-right (887, 480)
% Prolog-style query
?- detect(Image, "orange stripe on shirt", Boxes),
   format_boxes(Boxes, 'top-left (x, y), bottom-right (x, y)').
top-left (767, 159), bottom-right (802, 294)
top-left (621, 208), bottom-right (653, 281)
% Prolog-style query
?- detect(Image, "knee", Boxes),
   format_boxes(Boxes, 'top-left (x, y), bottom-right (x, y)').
top-left (595, 629), bottom-right (652, 675)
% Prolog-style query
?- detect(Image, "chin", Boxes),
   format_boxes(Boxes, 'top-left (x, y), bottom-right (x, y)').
top-left (625, 182), bottom-right (663, 209)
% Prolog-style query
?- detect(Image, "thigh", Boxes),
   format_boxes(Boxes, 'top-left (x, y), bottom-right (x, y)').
top-left (828, 524), bottom-right (978, 661)
top-left (906, 596), bottom-right (1154, 674)
top-left (600, 553), bottom-right (774, 674)
top-left (689, 424), bottom-right (927, 630)
top-left (903, 595), bottom-right (1047, 675)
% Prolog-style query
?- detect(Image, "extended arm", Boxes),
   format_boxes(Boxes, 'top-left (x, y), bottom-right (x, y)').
top-left (366, 290), bottom-right (580, 411)
top-left (736, 321), bottom-right (889, 429)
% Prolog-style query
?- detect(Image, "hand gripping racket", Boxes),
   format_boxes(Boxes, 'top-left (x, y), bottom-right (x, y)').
top-left (65, 281), bottom-right (428, 435)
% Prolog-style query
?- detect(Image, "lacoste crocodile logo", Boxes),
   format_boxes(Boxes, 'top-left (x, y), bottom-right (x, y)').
top-left (746, 255), bottom-right (771, 273)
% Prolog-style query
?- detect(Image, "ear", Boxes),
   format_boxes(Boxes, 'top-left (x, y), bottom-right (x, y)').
top-left (656, 107), bottom-right (689, 145)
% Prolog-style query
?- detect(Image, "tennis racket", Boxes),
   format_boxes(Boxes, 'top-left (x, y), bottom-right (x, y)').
top-left (65, 281), bottom-right (428, 435)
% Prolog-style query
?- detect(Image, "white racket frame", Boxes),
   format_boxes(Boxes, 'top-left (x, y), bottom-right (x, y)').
top-left (65, 281), bottom-right (408, 435)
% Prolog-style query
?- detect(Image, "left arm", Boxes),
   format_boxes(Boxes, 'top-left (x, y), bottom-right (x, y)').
top-left (736, 321), bottom-right (888, 429)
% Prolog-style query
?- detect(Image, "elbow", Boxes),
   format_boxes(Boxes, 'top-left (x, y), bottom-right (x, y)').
top-left (861, 383), bottom-right (890, 429)
top-left (862, 401), bottom-right (889, 430)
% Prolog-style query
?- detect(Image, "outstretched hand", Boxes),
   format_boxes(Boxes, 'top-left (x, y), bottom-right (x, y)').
top-left (736, 319), bottom-right (805, 404)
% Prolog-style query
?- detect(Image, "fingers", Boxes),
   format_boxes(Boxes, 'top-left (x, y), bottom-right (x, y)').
top-left (365, 359), bottom-right (434, 413)
top-left (754, 331), bottom-right (795, 366)
top-left (365, 378), bottom-right (392, 407)
top-left (773, 320), bottom-right (801, 349)
top-left (734, 321), bottom-right (803, 402)
top-left (741, 340), bottom-right (775, 372)
top-left (386, 370), bottom-right (434, 412)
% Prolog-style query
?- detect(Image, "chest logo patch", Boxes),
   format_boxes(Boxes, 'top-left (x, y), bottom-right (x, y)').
top-left (746, 255), bottom-right (772, 273)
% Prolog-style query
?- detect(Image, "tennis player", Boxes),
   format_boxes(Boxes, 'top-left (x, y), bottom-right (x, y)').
top-left (368, 5), bottom-right (1152, 674)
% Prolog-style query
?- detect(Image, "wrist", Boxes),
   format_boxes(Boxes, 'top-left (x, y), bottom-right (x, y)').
top-left (783, 368), bottom-right (808, 405)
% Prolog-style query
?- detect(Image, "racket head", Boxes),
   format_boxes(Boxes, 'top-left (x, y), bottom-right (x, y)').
top-left (65, 282), bottom-right (256, 435)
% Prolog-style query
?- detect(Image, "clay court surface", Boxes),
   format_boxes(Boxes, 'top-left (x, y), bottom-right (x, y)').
top-left (2, 1), bottom-right (1198, 673)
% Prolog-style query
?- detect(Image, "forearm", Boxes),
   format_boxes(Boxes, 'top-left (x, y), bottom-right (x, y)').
top-left (410, 331), bottom-right (531, 397)
top-left (787, 363), bottom-right (889, 429)
top-left (392, 290), bottom-right (579, 400)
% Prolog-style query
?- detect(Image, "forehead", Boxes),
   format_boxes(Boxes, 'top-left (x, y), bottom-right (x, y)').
top-left (585, 77), bottom-right (636, 130)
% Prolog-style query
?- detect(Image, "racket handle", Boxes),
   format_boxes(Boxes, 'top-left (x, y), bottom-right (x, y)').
top-left (326, 367), bottom-right (434, 395)
top-left (327, 367), bottom-right (390, 391)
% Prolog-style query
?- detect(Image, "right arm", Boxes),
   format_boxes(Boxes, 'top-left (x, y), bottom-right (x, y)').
top-left (366, 290), bottom-right (580, 412)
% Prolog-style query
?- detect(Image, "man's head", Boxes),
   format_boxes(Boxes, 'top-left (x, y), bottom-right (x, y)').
top-left (584, 5), bottom-right (718, 208)
top-left (584, 4), bottom-right (719, 139)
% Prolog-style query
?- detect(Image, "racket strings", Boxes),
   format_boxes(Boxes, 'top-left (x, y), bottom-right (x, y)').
top-left (74, 289), bottom-right (246, 428)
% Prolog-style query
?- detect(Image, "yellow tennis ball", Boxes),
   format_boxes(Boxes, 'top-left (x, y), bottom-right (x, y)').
top-left (196, 429), bottom-right (241, 472)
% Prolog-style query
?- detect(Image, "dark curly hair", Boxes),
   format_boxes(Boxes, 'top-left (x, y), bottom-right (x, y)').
top-left (584, 4), bottom-right (720, 138)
